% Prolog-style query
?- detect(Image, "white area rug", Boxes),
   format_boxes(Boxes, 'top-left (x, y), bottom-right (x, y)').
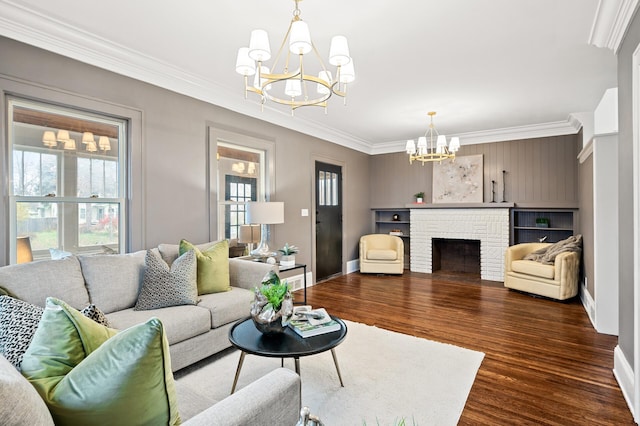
top-left (175, 321), bottom-right (484, 425)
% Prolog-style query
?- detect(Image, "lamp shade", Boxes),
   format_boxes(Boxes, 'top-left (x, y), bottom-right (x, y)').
top-left (64, 138), bottom-right (76, 150)
top-left (317, 70), bottom-right (332, 95)
top-left (86, 141), bottom-right (97, 152)
top-left (449, 137), bottom-right (461, 152)
top-left (82, 132), bottom-right (95, 144)
top-left (56, 130), bottom-right (70, 142)
top-left (338, 59), bottom-right (355, 84)
top-left (285, 79), bottom-right (302, 97)
top-left (239, 224), bottom-right (262, 244)
top-left (16, 236), bottom-right (33, 264)
top-left (246, 202), bottom-right (284, 225)
top-left (98, 136), bottom-right (111, 151)
top-left (329, 35), bottom-right (350, 66)
top-left (248, 29), bottom-right (271, 61)
top-left (289, 20), bottom-right (312, 55)
top-left (405, 139), bottom-right (416, 154)
top-left (236, 47), bottom-right (256, 76)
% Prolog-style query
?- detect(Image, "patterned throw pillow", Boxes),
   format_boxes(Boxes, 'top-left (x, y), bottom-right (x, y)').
top-left (134, 249), bottom-right (198, 311)
top-left (0, 296), bottom-right (44, 369)
top-left (80, 304), bottom-right (111, 327)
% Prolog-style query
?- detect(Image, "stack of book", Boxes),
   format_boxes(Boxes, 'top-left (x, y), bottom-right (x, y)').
top-left (289, 307), bottom-right (340, 338)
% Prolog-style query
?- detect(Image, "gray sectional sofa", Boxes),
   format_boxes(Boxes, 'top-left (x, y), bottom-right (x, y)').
top-left (0, 243), bottom-right (302, 425)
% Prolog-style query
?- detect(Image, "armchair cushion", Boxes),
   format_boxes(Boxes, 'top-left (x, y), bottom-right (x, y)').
top-left (511, 260), bottom-right (555, 279)
top-left (367, 249), bottom-right (398, 261)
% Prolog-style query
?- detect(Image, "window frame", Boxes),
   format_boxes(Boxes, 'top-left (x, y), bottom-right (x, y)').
top-left (7, 96), bottom-right (127, 262)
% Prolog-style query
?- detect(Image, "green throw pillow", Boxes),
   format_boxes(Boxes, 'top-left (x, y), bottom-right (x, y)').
top-left (179, 239), bottom-right (230, 294)
top-left (21, 297), bottom-right (180, 426)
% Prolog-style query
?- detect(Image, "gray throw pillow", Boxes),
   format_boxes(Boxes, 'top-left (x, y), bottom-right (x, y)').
top-left (134, 249), bottom-right (198, 311)
top-left (0, 296), bottom-right (44, 369)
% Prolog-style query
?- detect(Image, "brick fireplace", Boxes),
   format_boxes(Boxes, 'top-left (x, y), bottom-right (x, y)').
top-left (410, 207), bottom-right (510, 281)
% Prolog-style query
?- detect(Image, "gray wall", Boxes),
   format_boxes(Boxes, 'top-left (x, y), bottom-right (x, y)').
top-left (0, 37), bottom-right (371, 273)
top-left (371, 134), bottom-right (580, 207)
top-left (616, 11), bottom-right (640, 370)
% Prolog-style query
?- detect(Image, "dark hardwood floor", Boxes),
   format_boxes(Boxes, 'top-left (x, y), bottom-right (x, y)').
top-left (302, 270), bottom-right (634, 425)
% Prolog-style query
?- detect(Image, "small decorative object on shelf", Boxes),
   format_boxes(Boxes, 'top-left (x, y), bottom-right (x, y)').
top-left (392, 214), bottom-right (400, 221)
top-left (250, 271), bottom-right (293, 335)
top-left (535, 218), bottom-right (550, 228)
top-left (278, 243), bottom-right (299, 267)
top-left (414, 191), bottom-right (425, 204)
top-left (389, 229), bottom-right (403, 236)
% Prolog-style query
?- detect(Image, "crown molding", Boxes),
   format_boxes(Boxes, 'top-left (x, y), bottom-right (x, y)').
top-left (0, 0), bottom-right (590, 157)
top-left (589, 0), bottom-right (639, 53)
top-left (372, 118), bottom-right (583, 155)
top-left (0, 0), bottom-right (372, 153)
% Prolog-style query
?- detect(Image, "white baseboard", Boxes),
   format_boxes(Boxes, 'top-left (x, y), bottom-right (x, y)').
top-left (288, 271), bottom-right (314, 292)
top-left (580, 286), bottom-right (596, 329)
top-left (613, 345), bottom-right (637, 422)
top-left (346, 259), bottom-right (359, 274)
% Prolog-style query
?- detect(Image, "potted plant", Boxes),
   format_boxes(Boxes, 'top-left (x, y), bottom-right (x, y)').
top-left (535, 217), bottom-right (550, 228)
top-left (414, 191), bottom-right (425, 204)
top-left (250, 271), bottom-right (293, 334)
top-left (278, 243), bottom-right (299, 267)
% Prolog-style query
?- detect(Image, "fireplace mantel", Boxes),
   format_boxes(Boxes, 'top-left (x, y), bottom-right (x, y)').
top-left (406, 202), bottom-right (514, 209)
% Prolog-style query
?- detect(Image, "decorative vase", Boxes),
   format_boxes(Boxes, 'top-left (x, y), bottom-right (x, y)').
top-left (250, 271), bottom-right (294, 335)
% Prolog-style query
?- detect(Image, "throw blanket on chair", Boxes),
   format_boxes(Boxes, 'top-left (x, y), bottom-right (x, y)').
top-left (523, 235), bottom-right (582, 265)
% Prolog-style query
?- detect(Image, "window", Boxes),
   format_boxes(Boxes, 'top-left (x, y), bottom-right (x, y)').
top-left (318, 171), bottom-right (339, 206)
top-left (217, 143), bottom-right (263, 240)
top-left (8, 98), bottom-right (127, 262)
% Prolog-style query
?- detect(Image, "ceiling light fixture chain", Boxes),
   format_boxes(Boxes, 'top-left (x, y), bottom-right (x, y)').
top-left (405, 112), bottom-right (461, 165)
top-left (235, 0), bottom-right (355, 115)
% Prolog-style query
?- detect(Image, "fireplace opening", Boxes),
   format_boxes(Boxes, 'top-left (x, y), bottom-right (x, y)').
top-left (432, 238), bottom-right (480, 275)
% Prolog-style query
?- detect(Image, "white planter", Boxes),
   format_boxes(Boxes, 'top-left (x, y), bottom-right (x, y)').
top-left (416, 197), bottom-right (423, 203)
top-left (280, 254), bottom-right (296, 268)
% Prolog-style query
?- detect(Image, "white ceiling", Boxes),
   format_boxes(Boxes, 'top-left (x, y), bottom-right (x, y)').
top-left (0, 0), bottom-right (618, 154)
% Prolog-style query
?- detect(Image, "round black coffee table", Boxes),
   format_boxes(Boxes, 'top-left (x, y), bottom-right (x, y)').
top-left (228, 316), bottom-right (347, 394)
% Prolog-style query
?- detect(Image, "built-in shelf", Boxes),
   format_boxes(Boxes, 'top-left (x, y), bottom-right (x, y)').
top-left (510, 208), bottom-right (578, 245)
top-left (371, 208), bottom-right (410, 268)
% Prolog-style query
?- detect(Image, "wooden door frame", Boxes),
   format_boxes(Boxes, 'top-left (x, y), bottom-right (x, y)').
top-left (310, 154), bottom-right (347, 282)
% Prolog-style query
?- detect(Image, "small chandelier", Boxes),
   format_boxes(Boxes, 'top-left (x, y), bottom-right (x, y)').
top-left (235, 0), bottom-right (355, 115)
top-left (405, 112), bottom-right (461, 165)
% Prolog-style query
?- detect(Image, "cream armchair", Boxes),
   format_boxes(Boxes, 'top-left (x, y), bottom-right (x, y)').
top-left (359, 234), bottom-right (404, 275)
top-left (504, 242), bottom-right (580, 300)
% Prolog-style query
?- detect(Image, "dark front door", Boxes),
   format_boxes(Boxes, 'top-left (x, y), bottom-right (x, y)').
top-left (315, 161), bottom-right (343, 281)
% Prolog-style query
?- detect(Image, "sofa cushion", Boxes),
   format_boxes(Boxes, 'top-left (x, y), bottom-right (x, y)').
top-left (180, 239), bottom-right (231, 295)
top-left (0, 354), bottom-right (55, 425)
top-left (21, 297), bottom-right (180, 426)
top-left (107, 305), bottom-right (211, 345)
top-left (0, 256), bottom-right (89, 309)
top-left (158, 240), bottom-right (222, 267)
top-left (511, 259), bottom-right (555, 280)
top-left (0, 295), bottom-right (44, 369)
top-left (78, 250), bottom-right (146, 314)
top-left (135, 249), bottom-right (198, 311)
top-left (367, 249), bottom-right (398, 261)
top-left (197, 287), bottom-right (255, 328)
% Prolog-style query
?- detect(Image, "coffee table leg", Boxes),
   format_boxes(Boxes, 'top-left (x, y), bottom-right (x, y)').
top-left (331, 348), bottom-right (344, 387)
top-left (230, 351), bottom-right (246, 394)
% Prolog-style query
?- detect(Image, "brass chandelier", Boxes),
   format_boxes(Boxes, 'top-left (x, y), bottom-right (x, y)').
top-left (235, 0), bottom-right (355, 114)
top-left (405, 112), bottom-right (460, 165)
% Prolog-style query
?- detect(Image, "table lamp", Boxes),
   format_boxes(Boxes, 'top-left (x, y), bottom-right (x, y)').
top-left (16, 236), bottom-right (33, 264)
top-left (246, 201), bottom-right (284, 258)
top-left (238, 224), bottom-right (261, 254)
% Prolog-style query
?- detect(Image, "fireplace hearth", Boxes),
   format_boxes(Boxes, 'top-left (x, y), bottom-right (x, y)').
top-left (432, 238), bottom-right (480, 275)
